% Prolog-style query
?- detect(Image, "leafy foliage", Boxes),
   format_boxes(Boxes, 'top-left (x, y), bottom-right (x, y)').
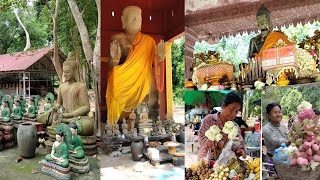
top-left (172, 36), bottom-right (185, 105)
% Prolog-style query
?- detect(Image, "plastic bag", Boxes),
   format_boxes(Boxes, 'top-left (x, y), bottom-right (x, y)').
top-left (213, 140), bottom-right (236, 170)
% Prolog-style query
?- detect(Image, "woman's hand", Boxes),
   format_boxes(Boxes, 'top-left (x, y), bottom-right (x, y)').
top-left (235, 148), bottom-right (247, 158)
top-left (217, 134), bottom-right (228, 150)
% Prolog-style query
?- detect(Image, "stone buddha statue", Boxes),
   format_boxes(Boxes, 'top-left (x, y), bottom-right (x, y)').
top-left (113, 124), bottom-right (121, 137)
top-left (248, 4), bottom-right (293, 59)
top-left (45, 130), bottom-right (69, 168)
top-left (37, 53), bottom-right (94, 136)
top-left (11, 99), bottom-right (22, 120)
top-left (105, 124), bottom-right (114, 137)
top-left (140, 106), bottom-right (148, 122)
top-left (24, 97), bottom-right (37, 118)
top-left (1, 100), bottom-right (11, 122)
top-left (121, 118), bottom-right (129, 136)
top-left (106, 5), bottom-right (166, 127)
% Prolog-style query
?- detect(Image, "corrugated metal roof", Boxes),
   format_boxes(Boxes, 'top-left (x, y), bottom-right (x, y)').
top-left (0, 47), bottom-right (53, 72)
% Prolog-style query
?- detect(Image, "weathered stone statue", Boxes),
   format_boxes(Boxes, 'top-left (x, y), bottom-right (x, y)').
top-left (151, 121), bottom-right (161, 136)
top-left (105, 124), bottom-right (114, 137)
top-left (24, 97), bottom-right (37, 118)
top-left (106, 5), bottom-right (166, 127)
top-left (37, 53), bottom-right (94, 136)
top-left (1, 100), bottom-right (11, 122)
top-left (121, 118), bottom-right (130, 136)
top-left (11, 99), bottom-right (22, 120)
top-left (113, 124), bottom-right (121, 137)
top-left (248, 4), bottom-right (293, 59)
top-left (128, 109), bottom-right (136, 130)
top-left (140, 106), bottom-right (148, 122)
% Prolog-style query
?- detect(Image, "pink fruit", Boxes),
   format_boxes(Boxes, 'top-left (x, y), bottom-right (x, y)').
top-left (299, 145), bottom-right (305, 151)
top-left (312, 144), bottom-right (320, 151)
top-left (316, 136), bottom-right (320, 144)
top-left (307, 155), bottom-right (313, 161)
top-left (301, 152), bottom-right (307, 158)
top-left (293, 152), bottom-right (301, 159)
top-left (307, 136), bottom-right (313, 142)
top-left (313, 155), bottom-right (320, 162)
top-left (290, 158), bottom-right (297, 166)
top-left (316, 150), bottom-right (320, 156)
top-left (307, 148), bottom-right (313, 156)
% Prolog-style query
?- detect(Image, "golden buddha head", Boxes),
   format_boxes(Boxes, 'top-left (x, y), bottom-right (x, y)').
top-left (121, 6), bottom-right (142, 35)
top-left (256, 4), bottom-right (272, 32)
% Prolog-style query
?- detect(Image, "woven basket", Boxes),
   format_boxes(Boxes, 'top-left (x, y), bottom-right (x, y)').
top-left (274, 162), bottom-right (320, 180)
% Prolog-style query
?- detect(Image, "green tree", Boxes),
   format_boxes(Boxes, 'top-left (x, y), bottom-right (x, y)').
top-left (280, 88), bottom-right (303, 117)
top-left (172, 36), bottom-right (185, 105)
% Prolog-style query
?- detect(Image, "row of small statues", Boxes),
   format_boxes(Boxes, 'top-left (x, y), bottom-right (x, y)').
top-left (104, 117), bottom-right (179, 139)
top-left (0, 96), bottom-right (53, 122)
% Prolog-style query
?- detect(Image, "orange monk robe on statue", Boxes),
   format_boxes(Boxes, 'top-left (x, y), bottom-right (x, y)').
top-left (106, 32), bottom-right (156, 127)
top-left (257, 31), bottom-right (294, 57)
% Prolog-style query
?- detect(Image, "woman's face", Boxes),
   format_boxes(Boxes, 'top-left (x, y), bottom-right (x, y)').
top-left (221, 102), bottom-right (241, 121)
top-left (268, 106), bottom-right (282, 123)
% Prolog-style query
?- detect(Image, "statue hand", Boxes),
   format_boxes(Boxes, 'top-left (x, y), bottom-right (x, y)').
top-left (157, 40), bottom-right (166, 63)
top-left (110, 40), bottom-right (121, 61)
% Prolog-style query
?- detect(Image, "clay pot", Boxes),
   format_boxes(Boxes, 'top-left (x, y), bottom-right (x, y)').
top-left (17, 123), bottom-right (37, 158)
top-left (4, 141), bottom-right (14, 149)
top-left (131, 141), bottom-right (143, 161)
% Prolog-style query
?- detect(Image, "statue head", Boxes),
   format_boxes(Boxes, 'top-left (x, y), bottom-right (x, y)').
top-left (2, 100), bottom-right (8, 107)
top-left (69, 122), bottom-right (78, 135)
top-left (131, 109), bottom-right (135, 113)
top-left (121, 6), bottom-right (142, 35)
top-left (14, 99), bottom-right (20, 106)
top-left (56, 130), bottom-right (64, 143)
top-left (123, 118), bottom-right (126, 124)
top-left (63, 52), bottom-right (78, 82)
top-left (256, 4), bottom-right (272, 32)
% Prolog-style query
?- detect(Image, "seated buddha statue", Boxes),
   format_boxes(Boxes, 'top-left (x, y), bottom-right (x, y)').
top-left (106, 6), bottom-right (166, 127)
top-left (68, 122), bottom-right (85, 159)
top-left (121, 118), bottom-right (130, 137)
top-left (24, 97), bottom-right (37, 119)
top-left (11, 99), bottom-right (22, 120)
top-left (37, 53), bottom-right (94, 136)
top-left (248, 4), bottom-right (293, 59)
top-left (43, 97), bottom-right (52, 112)
top-left (1, 100), bottom-right (11, 122)
top-left (140, 106), bottom-right (148, 122)
top-left (45, 130), bottom-right (69, 168)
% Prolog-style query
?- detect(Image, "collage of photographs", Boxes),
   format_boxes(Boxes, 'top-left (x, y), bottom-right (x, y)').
top-left (0, 0), bottom-right (320, 179)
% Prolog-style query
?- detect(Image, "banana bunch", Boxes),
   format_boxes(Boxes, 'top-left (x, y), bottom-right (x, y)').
top-left (247, 158), bottom-right (260, 174)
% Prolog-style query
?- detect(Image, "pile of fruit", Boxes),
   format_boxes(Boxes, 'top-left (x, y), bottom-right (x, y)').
top-left (185, 157), bottom-right (261, 180)
top-left (185, 160), bottom-right (212, 180)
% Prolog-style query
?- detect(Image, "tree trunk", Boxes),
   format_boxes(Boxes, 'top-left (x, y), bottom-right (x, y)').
top-left (93, 0), bottom-right (101, 137)
top-left (52, 0), bottom-right (63, 81)
top-left (71, 26), bottom-right (85, 83)
top-left (14, 8), bottom-right (30, 51)
top-left (66, 0), bottom-right (93, 65)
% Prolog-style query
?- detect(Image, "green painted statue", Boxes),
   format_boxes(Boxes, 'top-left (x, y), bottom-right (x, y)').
top-left (45, 130), bottom-right (69, 168)
top-left (69, 122), bottom-right (85, 159)
top-left (44, 97), bottom-right (53, 112)
top-left (24, 97), bottom-right (37, 118)
top-left (11, 99), bottom-right (22, 120)
top-left (1, 100), bottom-right (11, 122)
top-left (20, 96), bottom-right (26, 114)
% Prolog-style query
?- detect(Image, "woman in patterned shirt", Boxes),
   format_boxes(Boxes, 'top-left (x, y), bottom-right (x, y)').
top-left (197, 92), bottom-right (246, 160)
